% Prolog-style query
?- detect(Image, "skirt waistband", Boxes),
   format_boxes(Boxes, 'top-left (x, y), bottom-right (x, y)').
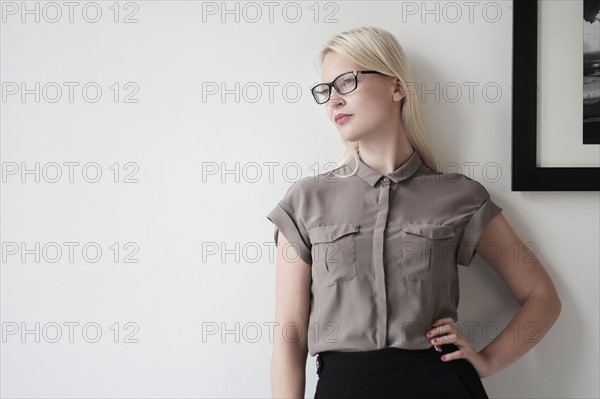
top-left (316, 344), bottom-right (459, 377)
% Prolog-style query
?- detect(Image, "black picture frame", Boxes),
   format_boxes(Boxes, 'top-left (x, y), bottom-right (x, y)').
top-left (512, 1), bottom-right (600, 191)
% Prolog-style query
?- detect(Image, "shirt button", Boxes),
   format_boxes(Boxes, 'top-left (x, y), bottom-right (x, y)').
top-left (383, 177), bottom-right (389, 182)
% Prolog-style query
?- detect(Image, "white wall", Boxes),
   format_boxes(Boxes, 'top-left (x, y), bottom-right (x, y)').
top-left (1, 1), bottom-right (598, 398)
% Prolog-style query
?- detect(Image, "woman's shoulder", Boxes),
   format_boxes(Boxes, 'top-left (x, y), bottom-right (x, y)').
top-left (288, 165), bottom-right (351, 189)
top-left (277, 174), bottom-right (320, 204)
top-left (421, 166), bottom-right (488, 189)
top-left (418, 166), bottom-right (494, 203)
top-left (278, 168), bottom-right (350, 210)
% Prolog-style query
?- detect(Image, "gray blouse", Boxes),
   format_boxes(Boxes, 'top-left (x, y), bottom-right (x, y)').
top-left (266, 149), bottom-right (503, 357)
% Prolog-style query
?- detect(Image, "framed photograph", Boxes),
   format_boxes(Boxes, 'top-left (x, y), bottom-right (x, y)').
top-left (512, 0), bottom-right (600, 191)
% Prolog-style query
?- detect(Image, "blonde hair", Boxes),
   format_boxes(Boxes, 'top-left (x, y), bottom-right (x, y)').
top-left (314, 26), bottom-right (439, 177)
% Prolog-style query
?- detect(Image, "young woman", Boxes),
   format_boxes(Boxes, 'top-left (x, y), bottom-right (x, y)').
top-left (267, 26), bottom-right (561, 398)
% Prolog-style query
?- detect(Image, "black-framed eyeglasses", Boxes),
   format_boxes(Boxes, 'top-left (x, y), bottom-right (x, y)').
top-left (311, 70), bottom-right (385, 104)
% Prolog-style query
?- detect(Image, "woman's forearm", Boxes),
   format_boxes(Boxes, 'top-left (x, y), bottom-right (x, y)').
top-left (478, 288), bottom-right (561, 378)
top-left (271, 341), bottom-right (308, 398)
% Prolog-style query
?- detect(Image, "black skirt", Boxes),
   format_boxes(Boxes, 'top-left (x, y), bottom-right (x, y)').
top-left (314, 344), bottom-right (489, 399)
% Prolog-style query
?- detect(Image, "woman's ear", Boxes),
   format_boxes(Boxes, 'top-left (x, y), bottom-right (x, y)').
top-left (393, 78), bottom-right (406, 103)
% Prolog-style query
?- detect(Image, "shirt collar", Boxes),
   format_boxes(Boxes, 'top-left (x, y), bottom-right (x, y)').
top-left (347, 149), bottom-right (424, 187)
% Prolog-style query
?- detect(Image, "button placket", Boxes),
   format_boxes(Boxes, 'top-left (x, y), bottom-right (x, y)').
top-left (373, 177), bottom-right (391, 347)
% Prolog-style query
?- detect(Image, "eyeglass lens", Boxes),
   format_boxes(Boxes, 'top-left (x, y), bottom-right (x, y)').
top-left (313, 72), bottom-right (356, 104)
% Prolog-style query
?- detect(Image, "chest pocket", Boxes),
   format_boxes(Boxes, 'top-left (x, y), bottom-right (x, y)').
top-left (400, 224), bottom-right (455, 281)
top-left (308, 223), bottom-right (360, 287)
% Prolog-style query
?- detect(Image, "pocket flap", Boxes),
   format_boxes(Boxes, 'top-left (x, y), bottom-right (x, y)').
top-left (403, 224), bottom-right (455, 239)
top-left (308, 223), bottom-right (360, 244)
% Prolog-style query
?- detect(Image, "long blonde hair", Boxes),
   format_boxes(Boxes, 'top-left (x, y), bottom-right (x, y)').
top-left (314, 26), bottom-right (439, 176)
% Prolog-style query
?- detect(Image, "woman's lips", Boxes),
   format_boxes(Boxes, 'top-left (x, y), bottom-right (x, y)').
top-left (336, 114), bottom-right (352, 124)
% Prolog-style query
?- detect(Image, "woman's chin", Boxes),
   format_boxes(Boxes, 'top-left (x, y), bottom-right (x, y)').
top-left (338, 129), bottom-right (362, 143)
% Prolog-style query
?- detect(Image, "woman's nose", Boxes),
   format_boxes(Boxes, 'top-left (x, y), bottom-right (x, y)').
top-left (328, 87), bottom-right (343, 103)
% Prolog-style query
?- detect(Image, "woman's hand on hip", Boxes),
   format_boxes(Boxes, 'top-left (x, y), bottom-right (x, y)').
top-left (426, 317), bottom-right (495, 379)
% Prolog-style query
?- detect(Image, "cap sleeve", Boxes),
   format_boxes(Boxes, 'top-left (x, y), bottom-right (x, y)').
top-left (266, 181), bottom-right (312, 266)
top-left (456, 178), bottom-right (503, 267)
